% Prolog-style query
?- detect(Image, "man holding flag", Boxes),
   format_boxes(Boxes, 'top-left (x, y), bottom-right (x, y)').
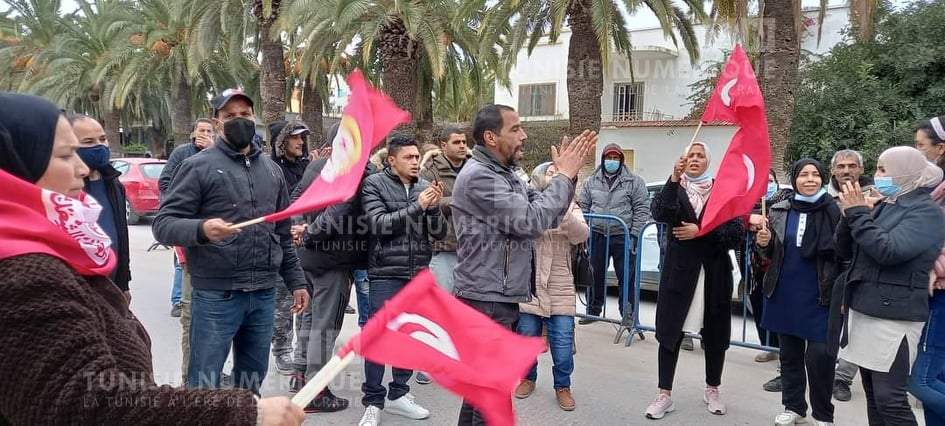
top-left (152, 89), bottom-right (310, 393)
top-left (450, 104), bottom-right (596, 425)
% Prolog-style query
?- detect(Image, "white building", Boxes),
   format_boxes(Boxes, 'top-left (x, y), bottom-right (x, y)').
top-left (495, 5), bottom-right (853, 182)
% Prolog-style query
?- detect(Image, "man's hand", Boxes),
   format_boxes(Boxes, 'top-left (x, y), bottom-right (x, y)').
top-left (419, 185), bottom-right (442, 210)
top-left (671, 155), bottom-right (687, 183)
top-left (838, 181), bottom-right (869, 212)
top-left (257, 396), bottom-right (305, 426)
top-left (756, 227), bottom-right (771, 247)
top-left (551, 130), bottom-right (597, 179)
top-left (290, 224), bottom-right (306, 246)
top-left (291, 289), bottom-right (310, 314)
top-left (202, 218), bottom-right (240, 242)
top-left (672, 221), bottom-right (699, 241)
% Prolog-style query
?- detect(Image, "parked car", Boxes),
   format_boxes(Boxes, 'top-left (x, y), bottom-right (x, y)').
top-left (111, 158), bottom-right (166, 224)
top-left (600, 182), bottom-right (789, 297)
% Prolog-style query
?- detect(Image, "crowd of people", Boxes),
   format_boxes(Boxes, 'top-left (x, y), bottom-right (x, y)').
top-left (3, 87), bottom-right (945, 426)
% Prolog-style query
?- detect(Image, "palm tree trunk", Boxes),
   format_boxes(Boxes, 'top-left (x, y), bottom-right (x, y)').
top-left (259, 19), bottom-right (287, 124)
top-left (103, 108), bottom-right (123, 156)
top-left (171, 76), bottom-right (193, 146)
top-left (759, 0), bottom-right (801, 178)
top-left (566, 0), bottom-right (603, 174)
top-left (378, 18), bottom-right (420, 137)
top-left (301, 78), bottom-right (325, 148)
top-left (416, 68), bottom-right (434, 144)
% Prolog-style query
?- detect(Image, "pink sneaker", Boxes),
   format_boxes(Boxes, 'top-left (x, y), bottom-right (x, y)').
top-left (704, 387), bottom-right (727, 415)
top-left (644, 393), bottom-right (674, 420)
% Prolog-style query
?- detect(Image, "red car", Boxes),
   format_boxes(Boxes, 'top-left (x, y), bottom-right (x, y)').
top-left (111, 158), bottom-right (166, 224)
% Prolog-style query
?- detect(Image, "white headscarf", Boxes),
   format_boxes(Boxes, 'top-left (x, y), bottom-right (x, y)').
top-left (877, 146), bottom-right (944, 202)
top-left (679, 142), bottom-right (714, 216)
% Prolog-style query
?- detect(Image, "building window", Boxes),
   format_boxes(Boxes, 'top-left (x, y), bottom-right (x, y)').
top-left (613, 82), bottom-right (645, 121)
top-left (518, 83), bottom-right (556, 117)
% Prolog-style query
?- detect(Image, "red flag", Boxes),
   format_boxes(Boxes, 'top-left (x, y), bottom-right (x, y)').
top-left (0, 168), bottom-right (116, 276)
top-left (340, 270), bottom-right (544, 426)
top-left (696, 44), bottom-right (771, 236)
top-left (264, 70), bottom-right (410, 223)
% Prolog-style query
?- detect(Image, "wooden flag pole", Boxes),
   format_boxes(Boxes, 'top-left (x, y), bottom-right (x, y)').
top-left (689, 120), bottom-right (705, 146)
top-left (292, 351), bottom-right (357, 407)
top-left (761, 196), bottom-right (768, 231)
top-left (230, 217), bottom-right (265, 230)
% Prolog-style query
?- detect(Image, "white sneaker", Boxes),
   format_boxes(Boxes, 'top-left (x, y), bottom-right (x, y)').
top-left (814, 422), bottom-right (833, 426)
top-left (385, 395), bottom-right (430, 420)
top-left (359, 406), bottom-right (381, 426)
top-left (775, 410), bottom-right (808, 425)
top-left (644, 393), bottom-right (674, 420)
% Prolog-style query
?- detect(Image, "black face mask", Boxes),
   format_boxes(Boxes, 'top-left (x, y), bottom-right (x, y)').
top-left (223, 117), bottom-right (256, 151)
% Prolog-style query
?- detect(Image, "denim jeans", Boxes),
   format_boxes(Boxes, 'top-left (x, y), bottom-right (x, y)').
top-left (909, 299), bottom-right (945, 425)
top-left (362, 279), bottom-right (412, 408)
top-left (170, 254), bottom-right (183, 305)
top-left (516, 313), bottom-right (575, 389)
top-left (188, 287), bottom-right (276, 394)
top-left (353, 269), bottom-right (370, 328)
top-left (428, 251), bottom-right (457, 294)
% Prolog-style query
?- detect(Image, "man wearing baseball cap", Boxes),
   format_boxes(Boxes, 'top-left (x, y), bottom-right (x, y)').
top-left (153, 88), bottom-right (310, 394)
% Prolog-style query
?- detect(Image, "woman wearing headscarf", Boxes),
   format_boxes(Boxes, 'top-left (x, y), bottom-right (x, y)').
top-left (644, 142), bottom-right (745, 420)
top-left (910, 114), bottom-right (945, 426)
top-left (755, 159), bottom-right (841, 425)
top-left (514, 162), bottom-right (589, 411)
top-left (0, 93), bottom-right (303, 425)
top-left (837, 146), bottom-right (945, 426)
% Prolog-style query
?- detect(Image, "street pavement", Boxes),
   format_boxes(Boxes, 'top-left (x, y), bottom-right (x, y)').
top-left (127, 221), bottom-right (919, 425)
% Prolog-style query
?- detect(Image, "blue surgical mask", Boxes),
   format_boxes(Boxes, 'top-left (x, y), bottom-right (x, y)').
top-left (794, 187), bottom-right (827, 203)
top-left (77, 145), bottom-right (111, 171)
top-left (604, 159), bottom-right (621, 174)
top-left (765, 182), bottom-right (778, 199)
top-left (874, 176), bottom-right (900, 196)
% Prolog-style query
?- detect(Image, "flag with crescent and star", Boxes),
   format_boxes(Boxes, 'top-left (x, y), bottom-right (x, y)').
top-left (696, 44), bottom-right (771, 237)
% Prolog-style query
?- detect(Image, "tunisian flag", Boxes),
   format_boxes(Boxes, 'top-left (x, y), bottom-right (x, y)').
top-left (696, 44), bottom-right (771, 236)
top-left (263, 69), bottom-right (410, 223)
top-left (340, 270), bottom-right (545, 426)
top-left (0, 169), bottom-right (116, 276)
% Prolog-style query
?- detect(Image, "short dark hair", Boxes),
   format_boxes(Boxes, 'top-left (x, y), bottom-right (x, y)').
top-left (472, 104), bottom-right (514, 146)
top-left (192, 118), bottom-right (214, 132)
top-left (386, 133), bottom-right (419, 157)
top-left (438, 126), bottom-right (465, 144)
top-left (66, 112), bottom-right (94, 125)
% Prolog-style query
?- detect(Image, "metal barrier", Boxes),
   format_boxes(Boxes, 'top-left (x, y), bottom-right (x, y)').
top-left (593, 220), bottom-right (778, 352)
top-left (575, 214), bottom-right (634, 334)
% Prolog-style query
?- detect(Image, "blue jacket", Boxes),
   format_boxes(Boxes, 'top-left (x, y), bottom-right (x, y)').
top-left (152, 138), bottom-right (306, 293)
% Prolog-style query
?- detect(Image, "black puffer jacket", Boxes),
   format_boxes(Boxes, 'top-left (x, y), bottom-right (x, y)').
top-left (360, 168), bottom-right (446, 280)
top-left (292, 158), bottom-right (377, 277)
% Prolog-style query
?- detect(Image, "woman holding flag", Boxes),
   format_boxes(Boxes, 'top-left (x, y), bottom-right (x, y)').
top-left (645, 142), bottom-right (745, 420)
top-left (0, 93), bottom-right (303, 426)
top-left (755, 159), bottom-right (841, 425)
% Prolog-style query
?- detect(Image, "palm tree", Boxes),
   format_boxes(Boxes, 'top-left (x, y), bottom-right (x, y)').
top-left (281, 0), bottom-right (489, 139)
top-left (474, 0), bottom-right (706, 138)
top-left (252, 0), bottom-right (289, 124)
top-left (0, 0), bottom-right (66, 92)
top-left (710, 0), bottom-right (883, 175)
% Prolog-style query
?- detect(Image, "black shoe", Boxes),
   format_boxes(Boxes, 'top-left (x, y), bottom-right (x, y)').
top-left (221, 372), bottom-right (233, 388)
top-left (304, 389), bottom-right (350, 413)
top-left (833, 380), bottom-right (852, 402)
top-left (763, 375), bottom-right (783, 392)
top-left (416, 371), bottom-right (432, 385)
top-left (170, 303), bottom-right (182, 318)
top-left (578, 317), bottom-right (598, 325)
top-left (274, 353), bottom-right (294, 376)
top-left (289, 372), bottom-right (305, 393)
top-left (345, 305), bottom-right (356, 314)
top-left (681, 336), bottom-right (694, 351)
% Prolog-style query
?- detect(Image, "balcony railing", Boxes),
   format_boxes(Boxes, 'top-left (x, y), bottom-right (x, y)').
top-left (603, 111), bottom-right (676, 123)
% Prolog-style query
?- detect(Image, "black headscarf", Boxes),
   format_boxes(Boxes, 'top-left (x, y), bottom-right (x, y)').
top-left (789, 158), bottom-right (840, 259)
top-left (0, 93), bottom-right (62, 183)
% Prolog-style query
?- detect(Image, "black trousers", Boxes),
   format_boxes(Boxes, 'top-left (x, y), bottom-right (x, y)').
top-left (780, 334), bottom-right (835, 422)
top-left (861, 339), bottom-right (918, 426)
top-left (658, 332), bottom-right (726, 390)
top-left (456, 298), bottom-right (519, 426)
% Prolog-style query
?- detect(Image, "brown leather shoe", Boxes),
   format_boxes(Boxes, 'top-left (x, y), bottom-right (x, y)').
top-left (514, 380), bottom-right (536, 399)
top-left (556, 388), bottom-right (575, 411)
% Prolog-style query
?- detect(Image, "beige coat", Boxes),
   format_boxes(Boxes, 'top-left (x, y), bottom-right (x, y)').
top-left (520, 203), bottom-right (590, 317)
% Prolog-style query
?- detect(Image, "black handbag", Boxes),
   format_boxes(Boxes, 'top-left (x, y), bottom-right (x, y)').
top-left (572, 243), bottom-right (594, 290)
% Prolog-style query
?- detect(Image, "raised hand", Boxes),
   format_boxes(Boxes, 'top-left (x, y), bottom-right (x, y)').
top-left (552, 130), bottom-right (597, 179)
